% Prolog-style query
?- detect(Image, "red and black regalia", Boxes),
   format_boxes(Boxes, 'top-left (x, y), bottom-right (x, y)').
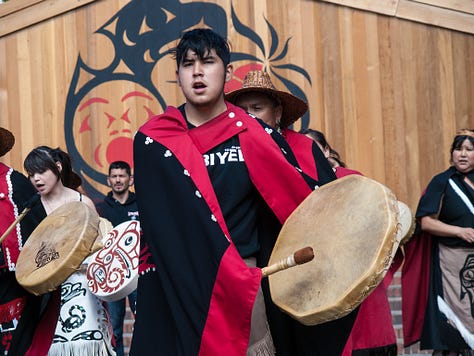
top-left (131, 103), bottom-right (357, 356)
top-left (402, 166), bottom-right (474, 350)
top-left (281, 128), bottom-right (336, 183)
top-left (0, 162), bottom-right (45, 355)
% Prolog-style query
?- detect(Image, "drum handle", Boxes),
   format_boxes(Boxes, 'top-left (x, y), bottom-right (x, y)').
top-left (0, 194), bottom-right (40, 244)
top-left (262, 246), bottom-right (314, 277)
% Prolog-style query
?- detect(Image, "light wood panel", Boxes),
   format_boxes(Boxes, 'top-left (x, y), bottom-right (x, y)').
top-left (0, 0), bottom-right (99, 37)
top-left (397, 0), bottom-right (474, 34)
top-left (413, 0), bottom-right (474, 14)
top-left (314, 0), bottom-right (398, 15)
top-left (0, 0), bottom-right (43, 16)
top-left (0, 0), bottom-right (473, 211)
top-left (316, 0), bottom-right (474, 34)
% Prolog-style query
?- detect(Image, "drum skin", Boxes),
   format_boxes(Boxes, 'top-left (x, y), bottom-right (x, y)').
top-left (86, 220), bottom-right (140, 302)
top-left (15, 202), bottom-right (100, 296)
top-left (397, 201), bottom-right (415, 245)
top-left (268, 175), bottom-right (400, 325)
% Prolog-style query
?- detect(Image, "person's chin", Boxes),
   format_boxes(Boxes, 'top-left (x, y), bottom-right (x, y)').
top-left (191, 95), bottom-right (223, 108)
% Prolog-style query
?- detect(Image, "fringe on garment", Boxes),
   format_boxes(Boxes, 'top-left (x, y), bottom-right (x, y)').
top-left (247, 329), bottom-right (275, 356)
top-left (47, 340), bottom-right (116, 356)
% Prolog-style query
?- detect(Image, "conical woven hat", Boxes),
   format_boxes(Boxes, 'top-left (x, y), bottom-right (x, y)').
top-left (226, 70), bottom-right (308, 128)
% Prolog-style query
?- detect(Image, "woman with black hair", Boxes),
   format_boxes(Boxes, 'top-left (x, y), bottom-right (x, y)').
top-left (24, 146), bottom-right (115, 356)
top-left (403, 129), bottom-right (474, 355)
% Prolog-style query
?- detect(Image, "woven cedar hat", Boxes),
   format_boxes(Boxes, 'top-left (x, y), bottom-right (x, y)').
top-left (225, 70), bottom-right (308, 128)
top-left (0, 127), bottom-right (15, 157)
top-left (456, 129), bottom-right (474, 139)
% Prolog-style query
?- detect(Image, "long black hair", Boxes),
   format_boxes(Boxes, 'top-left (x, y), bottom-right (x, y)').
top-left (300, 128), bottom-right (346, 168)
top-left (24, 146), bottom-right (82, 189)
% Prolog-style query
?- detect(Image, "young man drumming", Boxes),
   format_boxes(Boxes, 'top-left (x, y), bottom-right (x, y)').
top-left (131, 28), bottom-right (355, 356)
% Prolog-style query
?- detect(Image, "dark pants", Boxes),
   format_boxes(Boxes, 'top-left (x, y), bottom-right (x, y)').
top-left (107, 290), bottom-right (137, 356)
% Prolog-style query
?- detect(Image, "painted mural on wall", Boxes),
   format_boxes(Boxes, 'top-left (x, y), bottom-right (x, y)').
top-left (64, 0), bottom-right (312, 201)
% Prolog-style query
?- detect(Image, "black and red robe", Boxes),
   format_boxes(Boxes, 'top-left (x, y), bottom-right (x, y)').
top-left (131, 103), bottom-right (355, 355)
top-left (0, 163), bottom-right (45, 355)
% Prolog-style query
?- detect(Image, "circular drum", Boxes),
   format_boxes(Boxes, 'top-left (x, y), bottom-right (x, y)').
top-left (86, 220), bottom-right (140, 302)
top-left (268, 175), bottom-right (400, 325)
top-left (15, 201), bottom-right (100, 296)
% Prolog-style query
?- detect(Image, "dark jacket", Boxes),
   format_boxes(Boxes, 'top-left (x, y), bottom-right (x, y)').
top-left (96, 191), bottom-right (139, 227)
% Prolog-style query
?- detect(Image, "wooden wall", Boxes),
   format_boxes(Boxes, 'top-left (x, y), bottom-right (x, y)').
top-left (0, 0), bottom-right (473, 210)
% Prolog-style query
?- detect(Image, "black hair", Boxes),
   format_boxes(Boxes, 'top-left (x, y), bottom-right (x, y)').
top-left (24, 146), bottom-right (81, 189)
top-left (109, 160), bottom-right (131, 176)
top-left (301, 128), bottom-right (328, 148)
top-left (300, 128), bottom-right (346, 168)
top-left (172, 28), bottom-right (230, 68)
top-left (451, 129), bottom-right (474, 155)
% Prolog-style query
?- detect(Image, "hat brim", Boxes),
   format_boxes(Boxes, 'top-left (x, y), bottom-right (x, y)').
top-left (225, 87), bottom-right (308, 128)
top-left (0, 127), bottom-right (15, 157)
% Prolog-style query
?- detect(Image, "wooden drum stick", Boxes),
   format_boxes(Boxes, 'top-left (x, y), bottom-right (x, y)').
top-left (262, 246), bottom-right (314, 278)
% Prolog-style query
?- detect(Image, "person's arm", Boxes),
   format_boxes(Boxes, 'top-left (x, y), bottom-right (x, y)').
top-left (420, 215), bottom-right (474, 243)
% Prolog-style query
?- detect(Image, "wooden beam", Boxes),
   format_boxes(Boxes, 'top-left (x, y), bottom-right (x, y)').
top-left (0, 0), bottom-right (99, 38)
top-left (313, 0), bottom-right (474, 34)
top-left (315, 0), bottom-right (399, 16)
top-left (410, 0), bottom-right (474, 15)
top-left (397, 0), bottom-right (474, 34)
top-left (0, 0), bottom-right (44, 18)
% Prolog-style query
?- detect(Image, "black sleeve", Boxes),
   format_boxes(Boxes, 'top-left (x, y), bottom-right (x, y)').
top-left (258, 119), bottom-right (333, 189)
top-left (11, 170), bottom-right (45, 241)
top-left (311, 142), bottom-right (337, 185)
top-left (415, 168), bottom-right (452, 218)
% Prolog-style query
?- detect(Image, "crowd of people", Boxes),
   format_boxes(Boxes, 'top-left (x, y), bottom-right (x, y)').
top-left (0, 27), bottom-right (472, 356)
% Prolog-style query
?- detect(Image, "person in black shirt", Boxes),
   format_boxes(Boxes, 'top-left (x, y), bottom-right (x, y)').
top-left (131, 28), bottom-right (356, 356)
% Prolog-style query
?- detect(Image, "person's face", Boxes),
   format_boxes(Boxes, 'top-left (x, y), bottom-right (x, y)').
top-left (452, 138), bottom-right (474, 174)
top-left (310, 137), bottom-right (331, 159)
top-left (29, 168), bottom-right (61, 195)
top-left (177, 49), bottom-right (232, 109)
top-left (234, 92), bottom-right (282, 129)
top-left (107, 168), bottom-right (133, 195)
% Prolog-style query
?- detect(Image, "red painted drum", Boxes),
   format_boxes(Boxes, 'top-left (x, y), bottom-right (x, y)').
top-left (86, 220), bottom-right (140, 302)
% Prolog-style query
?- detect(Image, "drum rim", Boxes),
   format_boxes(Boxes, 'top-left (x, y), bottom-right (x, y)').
top-left (15, 201), bottom-right (99, 295)
top-left (268, 175), bottom-right (400, 325)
